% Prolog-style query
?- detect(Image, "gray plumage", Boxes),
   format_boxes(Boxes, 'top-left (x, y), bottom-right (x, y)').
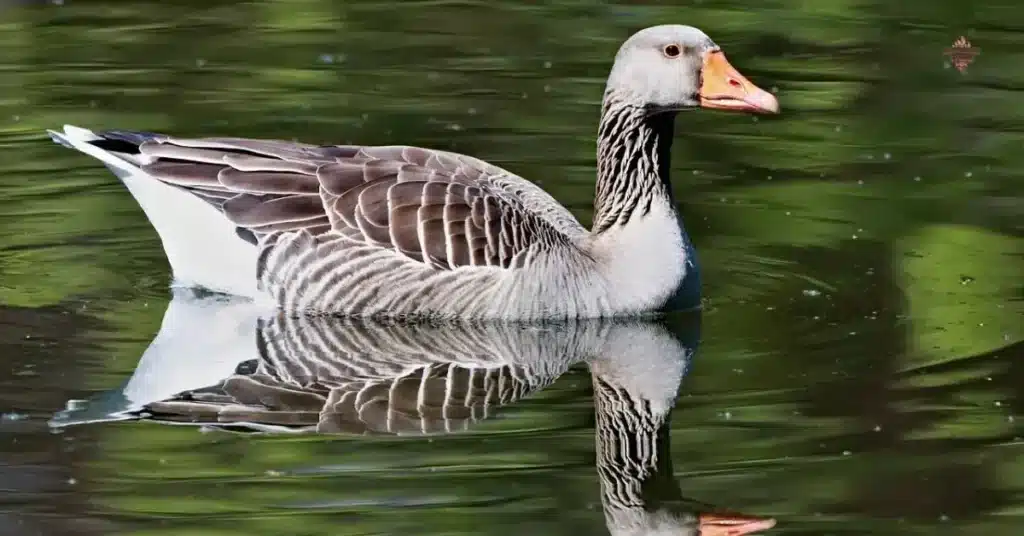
top-left (50, 294), bottom-right (774, 535)
top-left (141, 312), bottom-right (600, 435)
top-left (50, 290), bottom-right (697, 437)
top-left (47, 25), bottom-right (777, 319)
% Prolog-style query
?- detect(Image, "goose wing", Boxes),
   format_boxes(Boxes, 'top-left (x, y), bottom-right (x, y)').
top-left (141, 316), bottom-right (596, 435)
top-left (100, 131), bottom-right (587, 270)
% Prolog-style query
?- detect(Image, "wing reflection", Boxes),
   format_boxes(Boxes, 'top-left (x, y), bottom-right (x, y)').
top-left (51, 288), bottom-right (775, 534)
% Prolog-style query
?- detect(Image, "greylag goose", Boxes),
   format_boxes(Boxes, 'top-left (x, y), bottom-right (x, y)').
top-left (47, 25), bottom-right (778, 320)
top-left (591, 350), bottom-right (777, 536)
top-left (50, 288), bottom-right (695, 434)
top-left (50, 292), bottom-right (775, 535)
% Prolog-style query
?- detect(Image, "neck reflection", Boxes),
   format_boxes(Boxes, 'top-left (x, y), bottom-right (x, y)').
top-left (52, 290), bottom-right (773, 535)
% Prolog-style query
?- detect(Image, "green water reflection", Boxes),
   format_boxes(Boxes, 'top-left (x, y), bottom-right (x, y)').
top-left (0, 0), bottom-right (1021, 535)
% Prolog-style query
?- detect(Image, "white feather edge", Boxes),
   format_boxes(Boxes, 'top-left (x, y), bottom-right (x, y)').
top-left (49, 290), bottom-right (269, 427)
top-left (49, 124), bottom-right (262, 299)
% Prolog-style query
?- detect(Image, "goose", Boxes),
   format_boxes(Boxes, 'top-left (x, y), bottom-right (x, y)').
top-left (590, 333), bottom-right (777, 536)
top-left (50, 287), bottom-right (687, 434)
top-left (47, 24), bottom-right (778, 320)
top-left (50, 292), bottom-right (775, 535)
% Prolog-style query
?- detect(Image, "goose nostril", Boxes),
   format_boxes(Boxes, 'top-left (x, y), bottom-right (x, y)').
top-left (727, 78), bottom-right (742, 88)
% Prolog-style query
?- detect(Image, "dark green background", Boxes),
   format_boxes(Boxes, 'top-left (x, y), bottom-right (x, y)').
top-left (0, 0), bottom-right (1020, 534)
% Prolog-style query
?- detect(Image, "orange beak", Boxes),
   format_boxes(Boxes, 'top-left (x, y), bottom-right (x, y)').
top-left (699, 51), bottom-right (779, 114)
top-left (698, 512), bottom-right (778, 536)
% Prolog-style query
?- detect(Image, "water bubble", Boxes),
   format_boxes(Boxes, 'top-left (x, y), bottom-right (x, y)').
top-left (802, 289), bottom-right (822, 297)
top-left (318, 53), bottom-right (334, 64)
top-left (196, 58), bottom-right (207, 68)
top-left (834, 125), bottom-right (842, 132)
top-left (964, 171), bottom-right (973, 178)
top-left (543, 61), bottom-right (552, 69)
top-left (883, 153), bottom-right (891, 160)
top-left (873, 425), bottom-right (882, 432)
top-left (842, 450), bottom-right (852, 456)
top-left (1, 412), bottom-right (28, 422)
top-left (67, 478), bottom-right (77, 485)
top-left (959, 275), bottom-right (975, 285)
top-left (913, 176), bottom-right (922, 182)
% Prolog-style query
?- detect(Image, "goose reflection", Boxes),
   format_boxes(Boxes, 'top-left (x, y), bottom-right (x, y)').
top-left (590, 326), bottom-right (776, 536)
top-left (52, 289), bottom-right (775, 535)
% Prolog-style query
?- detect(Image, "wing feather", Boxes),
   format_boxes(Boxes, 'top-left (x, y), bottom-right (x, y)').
top-left (96, 130), bottom-right (585, 272)
top-left (222, 194), bottom-right (325, 227)
top-left (218, 169), bottom-right (321, 195)
top-left (146, 162), bottom-right (227, 188)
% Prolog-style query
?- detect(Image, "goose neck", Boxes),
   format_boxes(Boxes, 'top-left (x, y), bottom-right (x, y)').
top-left (592, 93), bottom-right (677, 234)
top-left (593, 375), bottom-right (678, 514)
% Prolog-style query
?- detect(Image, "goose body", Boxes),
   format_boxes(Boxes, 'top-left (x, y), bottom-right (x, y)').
top-left (50, 292), bottom-right (775, 535)
top-left (50, 287), bottom-right (688, 434)
top-left (48, 25), bottom-right (777, 320)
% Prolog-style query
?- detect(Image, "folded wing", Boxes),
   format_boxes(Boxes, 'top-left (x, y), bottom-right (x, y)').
top-left (107, 132), bottom-right (585, 271)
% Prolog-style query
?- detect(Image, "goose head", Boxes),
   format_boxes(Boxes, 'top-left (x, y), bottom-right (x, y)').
top-left (605, 25), bottom-right (779, 115)
top-left (592, 317), bottom-right (777, 536)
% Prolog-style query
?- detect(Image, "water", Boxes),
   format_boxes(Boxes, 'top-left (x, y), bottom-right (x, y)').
top-left (1, 1), bottom-right (1021, 534)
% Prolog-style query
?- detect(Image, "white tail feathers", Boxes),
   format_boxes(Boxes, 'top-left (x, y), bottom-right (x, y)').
top-left (50, 124), bottom-right (260, 298)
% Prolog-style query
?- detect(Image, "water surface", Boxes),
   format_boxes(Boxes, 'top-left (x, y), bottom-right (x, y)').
top-left (1, 1), bottom-right (1021, 535)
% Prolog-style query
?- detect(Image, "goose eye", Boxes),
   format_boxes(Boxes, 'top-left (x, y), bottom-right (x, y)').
top-left (663, 44), bottom-right (681, 58)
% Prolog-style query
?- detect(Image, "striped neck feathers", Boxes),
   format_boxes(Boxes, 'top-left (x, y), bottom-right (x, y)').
top-left (593, 376), bottom-right (681, 516)
top-left (593, 91), bottom-right (678, 234)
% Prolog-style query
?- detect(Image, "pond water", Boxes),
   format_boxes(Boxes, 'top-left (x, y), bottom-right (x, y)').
top-left (0, 1), bottom-right (1021, 535)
